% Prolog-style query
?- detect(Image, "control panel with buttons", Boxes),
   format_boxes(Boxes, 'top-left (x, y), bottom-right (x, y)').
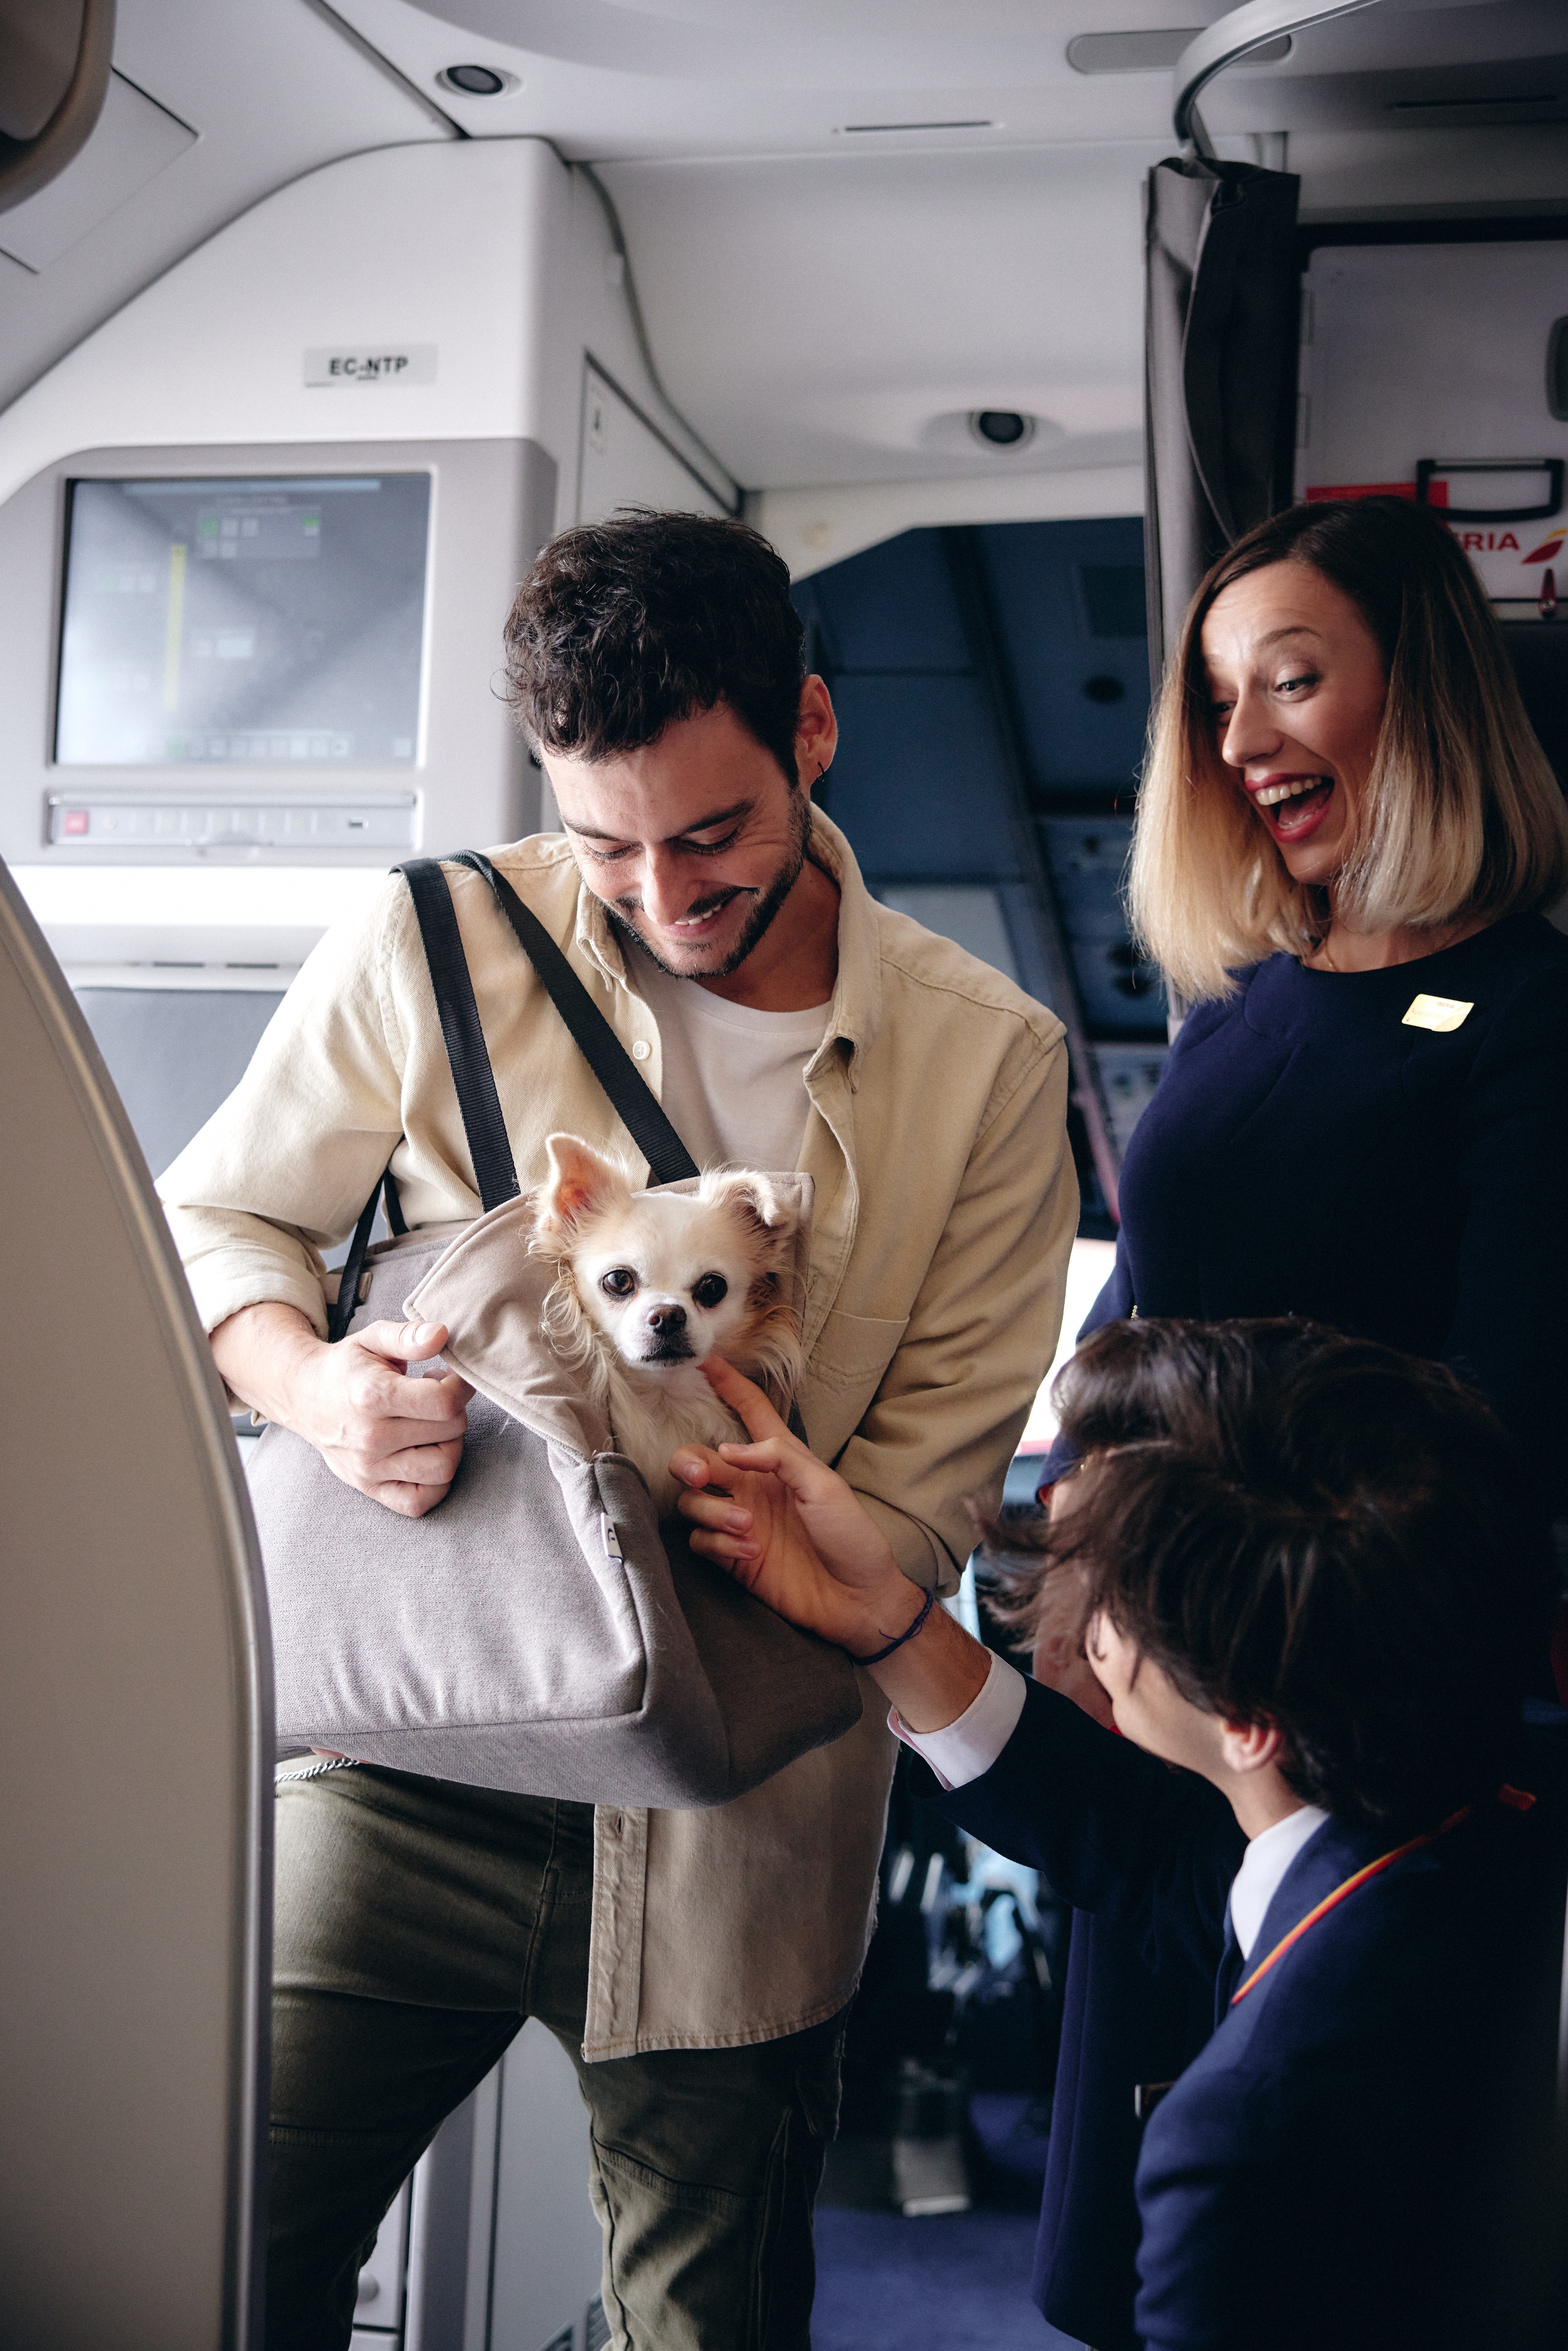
top-left (46, 794), bottom-right (418, 850)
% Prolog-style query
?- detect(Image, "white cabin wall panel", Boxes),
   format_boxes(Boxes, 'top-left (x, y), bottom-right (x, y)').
top-left (1292, 123), bottom-right (1568, 220)
top-left (0, 141), bottom-right (574, 513)
top-left (0, 137), bottom-right (734, 530)
top-left (1299, 239), bottom-right (1568, 602)
top-left (759, 460), bottom-right (1143, 582)
top-left (577, 365), bottom-right (731, 527)
top-left (0, 0), bottom-right (457, 418)
top-left (0, 135), bottom-right (742, 972)
top-left (545, 167), bottom-right (739, 522)
top-left (594, 143), bottom-right (1165, 492)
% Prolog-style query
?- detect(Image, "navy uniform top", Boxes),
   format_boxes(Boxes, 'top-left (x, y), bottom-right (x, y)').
top-left (1020, 910), bottom-right (1568, 2348)
top-left (1077, 910), bottom-right (1568, 1511)
top-left (928, 1684), bottom-right (1568, 2351)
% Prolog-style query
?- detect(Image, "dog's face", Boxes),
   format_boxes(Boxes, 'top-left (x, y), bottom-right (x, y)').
top-left (534, 1135), bottom-right (798, 1378)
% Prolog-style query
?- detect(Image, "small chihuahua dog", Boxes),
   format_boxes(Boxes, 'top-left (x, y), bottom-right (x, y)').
top-left (532, 1133), bottom-right (804, 1517)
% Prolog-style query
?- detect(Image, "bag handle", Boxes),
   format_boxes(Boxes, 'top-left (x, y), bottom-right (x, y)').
top-left (325, 1168), bottom-right (406, 1346)
top-left (451, 851), bottom-right (699, 1187)
top-left (326, 854), bottom-right (699, 1343)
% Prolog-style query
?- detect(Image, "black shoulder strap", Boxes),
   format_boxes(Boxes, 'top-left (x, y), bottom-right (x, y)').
top-left (327, 854), bottom-right (699, 1341)
top-left (399, 858), bottom-right (523, 1214)
top-left (452, 850), bottom-right (699, 1187)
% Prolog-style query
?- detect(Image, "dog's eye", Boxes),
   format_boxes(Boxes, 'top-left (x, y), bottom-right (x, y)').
top-left (599, 1268), bottom-right (638, 1299)
top-left (692, 1274), bottom-right (728, 1309)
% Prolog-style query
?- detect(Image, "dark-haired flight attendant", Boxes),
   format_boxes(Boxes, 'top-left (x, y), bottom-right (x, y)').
top-left (1027, 493), bottom-right (1568, 2351)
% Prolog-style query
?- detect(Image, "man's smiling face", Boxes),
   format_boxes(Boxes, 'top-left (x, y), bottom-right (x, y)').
top-left (543, 683), bottom-right (836, 984)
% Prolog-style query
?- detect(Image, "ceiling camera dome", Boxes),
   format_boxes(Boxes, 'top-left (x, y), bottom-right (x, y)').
top-left (970, 410), bottom-right (1034, 449)
top-left (438, 64), bottom-right (514, 96)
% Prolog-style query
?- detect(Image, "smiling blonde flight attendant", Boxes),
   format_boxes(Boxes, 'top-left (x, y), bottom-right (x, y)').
top-left (1019, 493), bottom-right (1568, 2351)
top-left (1077, 494), bottom-right (1568, 1514)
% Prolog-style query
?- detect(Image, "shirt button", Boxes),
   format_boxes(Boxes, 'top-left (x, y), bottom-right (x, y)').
top-left (631, 1038), bottom-right (651, 1061)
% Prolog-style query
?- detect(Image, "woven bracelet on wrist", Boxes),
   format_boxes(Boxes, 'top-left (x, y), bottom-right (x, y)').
top-left (845, 1582), bottom-right (936, 1666)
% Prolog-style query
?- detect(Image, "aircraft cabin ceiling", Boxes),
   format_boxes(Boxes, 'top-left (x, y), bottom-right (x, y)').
top-left (1, 0), bottom-right (1564, 499)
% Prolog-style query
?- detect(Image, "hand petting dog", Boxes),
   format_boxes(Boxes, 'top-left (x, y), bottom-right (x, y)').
top-left (671, 1357), bottom-right (989, 1732)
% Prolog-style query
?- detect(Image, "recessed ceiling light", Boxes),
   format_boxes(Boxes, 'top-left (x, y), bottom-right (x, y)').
top-left (437, 63), bottom-right (520, 97)
top-left (970, 410), bottom-right (1035, 450)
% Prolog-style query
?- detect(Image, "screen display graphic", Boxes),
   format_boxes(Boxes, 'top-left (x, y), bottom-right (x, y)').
top-left (56, 474), bottom-right (431, 767)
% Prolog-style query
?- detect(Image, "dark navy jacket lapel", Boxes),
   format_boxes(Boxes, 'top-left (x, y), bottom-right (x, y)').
top-left (1212, 1909), bottom-right (1247, 2025)
top-left (1229, 1815), bottom-right (1385, 2009)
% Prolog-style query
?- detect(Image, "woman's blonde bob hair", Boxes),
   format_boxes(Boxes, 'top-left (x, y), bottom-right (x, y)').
top-left (1129, 496), bottom-right (1568, 1003)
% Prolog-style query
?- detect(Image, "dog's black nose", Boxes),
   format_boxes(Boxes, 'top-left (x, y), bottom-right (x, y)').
top-left (646, 1303), bottom-right (687, 1334)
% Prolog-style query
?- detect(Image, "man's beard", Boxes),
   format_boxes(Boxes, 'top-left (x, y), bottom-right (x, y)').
top-left (613, 789), bottom-right (813, 981)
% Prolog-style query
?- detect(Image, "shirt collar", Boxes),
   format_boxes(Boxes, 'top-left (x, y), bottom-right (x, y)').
top-left (1228, 1804), bottom-right (1331, 1959)
top-left (570, 805), bottom-right (882, 1086)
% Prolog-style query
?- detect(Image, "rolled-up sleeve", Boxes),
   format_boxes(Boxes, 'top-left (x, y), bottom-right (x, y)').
top-left (837, 1028), bottom-right (1077, 1590)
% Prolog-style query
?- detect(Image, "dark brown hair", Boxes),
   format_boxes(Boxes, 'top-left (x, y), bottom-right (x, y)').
top-left (502, 510), bottom-right (807, 785)
top-left (986, 1318), bottom-right (1544, 1830)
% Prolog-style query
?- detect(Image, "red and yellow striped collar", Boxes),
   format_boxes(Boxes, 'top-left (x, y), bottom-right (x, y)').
top-left (1231, 1785), bottom-right (1535, 2006)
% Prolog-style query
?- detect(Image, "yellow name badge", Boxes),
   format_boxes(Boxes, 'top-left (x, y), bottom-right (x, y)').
top-left (1402, 993), bottom-right (1473, 1034)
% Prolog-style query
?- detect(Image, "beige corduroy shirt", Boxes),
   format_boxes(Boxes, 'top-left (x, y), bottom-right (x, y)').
top-left (160, 812), bottom-right (1077, 2056)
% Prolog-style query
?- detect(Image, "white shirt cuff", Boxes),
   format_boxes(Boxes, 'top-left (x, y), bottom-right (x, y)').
top-left (888, 1652), bottom-right (1028, 1790)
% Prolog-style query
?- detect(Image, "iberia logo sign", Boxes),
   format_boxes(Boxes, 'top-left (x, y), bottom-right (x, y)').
top-left (1308, 487), bottom-right (1564, 569)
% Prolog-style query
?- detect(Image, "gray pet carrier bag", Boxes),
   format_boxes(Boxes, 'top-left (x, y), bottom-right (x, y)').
top-left (246, 853), bottom-right (861, 1804)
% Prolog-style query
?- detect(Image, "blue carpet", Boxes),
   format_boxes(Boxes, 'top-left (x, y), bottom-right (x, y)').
top-left (813, 2207), bottom-right (1083, 2349)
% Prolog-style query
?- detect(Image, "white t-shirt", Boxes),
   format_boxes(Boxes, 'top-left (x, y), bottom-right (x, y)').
top-left (630, 951), bottom-right (831, 1174)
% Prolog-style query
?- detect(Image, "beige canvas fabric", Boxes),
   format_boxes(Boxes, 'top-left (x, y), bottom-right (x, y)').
top-left (160, 812), bottom-right (1077, 2055)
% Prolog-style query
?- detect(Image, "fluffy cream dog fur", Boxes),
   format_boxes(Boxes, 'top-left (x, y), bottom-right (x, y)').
top-left (532, 1133), bottom-right (803, 1517)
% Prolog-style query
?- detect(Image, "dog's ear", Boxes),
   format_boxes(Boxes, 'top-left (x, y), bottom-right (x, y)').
top-left (703, 1171), bottom-right (800, 1258)
top-left (535, 1134), bottom-right (630, 1242)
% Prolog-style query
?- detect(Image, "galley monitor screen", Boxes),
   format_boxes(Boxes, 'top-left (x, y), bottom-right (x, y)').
top-left (56, 472), bottom-right (431, 768)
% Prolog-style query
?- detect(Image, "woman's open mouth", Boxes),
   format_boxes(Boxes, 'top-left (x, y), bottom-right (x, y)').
top-left (1250, 775), bottom-right (1334, 842)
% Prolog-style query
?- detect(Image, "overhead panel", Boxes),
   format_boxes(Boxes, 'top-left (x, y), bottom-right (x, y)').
top-left (0, 70), bottom-right (195, 273)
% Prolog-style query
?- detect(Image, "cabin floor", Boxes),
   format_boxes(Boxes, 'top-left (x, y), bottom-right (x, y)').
top-left (815, 2205), bottom-right (1081, 2349)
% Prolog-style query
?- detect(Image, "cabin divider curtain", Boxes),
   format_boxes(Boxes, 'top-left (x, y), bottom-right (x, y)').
top-left (1144, 156), bottom-right (1301, 684)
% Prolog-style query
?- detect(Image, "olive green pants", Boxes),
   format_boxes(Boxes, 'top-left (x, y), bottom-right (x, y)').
top-left (269, 1761), bottom-right (845, 2351)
